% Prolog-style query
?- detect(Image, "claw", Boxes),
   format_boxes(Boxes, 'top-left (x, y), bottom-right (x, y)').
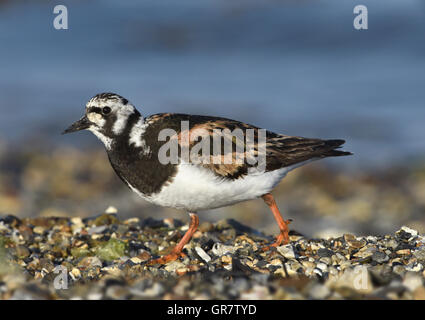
top-left (147, 249), bottom-right (185, 265)
top-left (146, 213), bottom-right (198, 266)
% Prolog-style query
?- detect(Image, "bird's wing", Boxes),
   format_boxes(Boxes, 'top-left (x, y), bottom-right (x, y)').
top-left (144, 113), bottom-right (351, 179)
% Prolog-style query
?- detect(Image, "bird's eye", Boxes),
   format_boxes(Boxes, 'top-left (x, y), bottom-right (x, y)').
top-left (102, 107), bottom-right (111, 115)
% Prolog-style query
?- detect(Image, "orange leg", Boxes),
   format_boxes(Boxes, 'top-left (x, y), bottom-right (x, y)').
top-left (261, 193), bottom-right (291, 251)
top-left (147, 212), bottom-right (199, 265)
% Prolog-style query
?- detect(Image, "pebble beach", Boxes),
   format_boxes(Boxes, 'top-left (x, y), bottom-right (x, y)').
top-left (1, 213), bottom-right (425, 300)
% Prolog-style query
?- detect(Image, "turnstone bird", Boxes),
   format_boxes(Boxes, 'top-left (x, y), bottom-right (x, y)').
top-left (63, 93), bottom-right (351, 264)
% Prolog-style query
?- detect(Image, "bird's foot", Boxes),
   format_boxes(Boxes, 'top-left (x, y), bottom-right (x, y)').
top-left (146, 248), bottom-right (186, 265)
top-left (260, 220), bottom-right (292, 252)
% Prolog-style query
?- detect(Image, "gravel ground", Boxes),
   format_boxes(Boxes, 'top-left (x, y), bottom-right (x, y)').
top-left (1, 211), bottom-right (425, 300)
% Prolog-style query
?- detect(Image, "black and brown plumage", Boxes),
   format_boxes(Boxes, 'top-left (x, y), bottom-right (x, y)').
top-left (64, 93), bottom-right (352, 264)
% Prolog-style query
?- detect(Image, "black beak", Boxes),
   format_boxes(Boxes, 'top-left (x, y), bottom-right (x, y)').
top-left (62, 115), bottom-right (91, 134)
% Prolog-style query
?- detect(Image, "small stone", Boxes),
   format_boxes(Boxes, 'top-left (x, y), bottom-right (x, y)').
top-left (78, 256), bottom-right (102, 269)
top-left (317, 248), bottom-right (334, 258)
top-left (39, 258), bottom-right (55, 272)
top-left (406, 263), bottom-right (423, 272)
top-left (413, 247), bottom-right (425, 261)
top-left (344, 234), bottom-right (366, 249)
top-left (221, 255), bottom-right (232, 264)
top-left (319, 257), bottom-right (332, 265)
top-left (353, 247), bottom-right (376, 259)
top-left (396, 249), bottom-right (411, 256)
top-left (384, 239), bottom-right (399, 249)
top-left (277, 245), bottom-right (296, 260)
top-left (287, 261), bottom-right (303, 275)
top-left (270, 258), bottom-right (283, 266)
top-left (333, 253), bottom-right (346, 264)
top-left (396, 226), bottom-right (418, 238)
top-left (3, 215), bottom-right (21, 228)
top-left (313, 268), bottom-right (323, 277)
top-left (301, 260), bottom-right (316, 269)
top-left (115, 224), bottom-right (128, 234)
top-left (88, 225), bottom-right (107, 235)
top-left (316, 262), bottom-right (328, 273)
top-left (310, 243), bottom-right (324, 251)
top-left (393, 265), bottom-right (407, 276)
top-left (256, 260), bottom-right (268, 268)
top-left (15, 246), bottom-right (30, 259)
top-left (372, 251), bottom-right (389, 264)
top-left (124, 217), bottom-right (140, 225)
top-left (176, 268), bottom-right (188, 276)
top-left (33, 226), bottom-right (45, 234)
top-left (211, 243), bottom-right (235, 256)
top-left (194, 247), bottom-right (211, 263)
top-left (366, 236), bottom-right (378, 243)
top-left (130, 257), bottom-right (142, 264)
top-left (163, 218), bottom-right (176, 228)
top-left (164, 261), bottom-right (186, 273)
top-left (223, 264), bottom-right (232, 271)
top-left (102, 265), bottom-right (122, 276)
top-left (18, 225), bottom-right (33, 241)
top-left (105, 206), bottom-right (118, 214)
top-left (34, 271), bottom-right (44, 280)
top-left (71, 217), bottom-right (83, 225)
top-left (137, 250), bottom-right (151, 262)
top-left (27, 258), bottom-right (40, 270)
top-left (70, 268), bottom-right (81, 279)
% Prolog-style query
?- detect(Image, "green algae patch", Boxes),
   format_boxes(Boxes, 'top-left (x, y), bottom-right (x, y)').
top-left (92, 214), bottom-right (119, 226)
top-left (0, 236), bottom-right (7, 261)
top-left (0, 236), bottom-right (18, 276)
top-left (95, 238), bottom-right (127, 261)
top-left (0, 236), bottom-right (12, 260)
top-left (71, 247), bottom-right (91, 259)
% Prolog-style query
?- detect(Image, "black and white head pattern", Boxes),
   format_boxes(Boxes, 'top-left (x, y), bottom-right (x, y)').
top-left (85, 93), bottom-right (147, 151)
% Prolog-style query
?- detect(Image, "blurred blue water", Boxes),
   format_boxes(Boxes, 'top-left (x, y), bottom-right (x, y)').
top-left (0, 0), bottom-right (424, 167)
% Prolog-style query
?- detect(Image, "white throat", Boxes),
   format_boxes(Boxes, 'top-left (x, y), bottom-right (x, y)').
top-left (88, 127), bottom-right (114, 150)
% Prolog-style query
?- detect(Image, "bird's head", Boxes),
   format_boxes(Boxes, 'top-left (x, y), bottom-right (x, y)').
top-left (63, 93), bottom-right (141, 148)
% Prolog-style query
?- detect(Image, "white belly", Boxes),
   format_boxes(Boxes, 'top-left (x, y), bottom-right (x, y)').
top-left (129, 163), bottom-right (297, 212)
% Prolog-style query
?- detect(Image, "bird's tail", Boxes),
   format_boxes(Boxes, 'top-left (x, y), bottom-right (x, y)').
top-left (321, 139), bottom-right (353, 157)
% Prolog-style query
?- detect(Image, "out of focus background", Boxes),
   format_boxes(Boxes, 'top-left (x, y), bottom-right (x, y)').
top-left (0, 0), bottom-right (424, 237)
